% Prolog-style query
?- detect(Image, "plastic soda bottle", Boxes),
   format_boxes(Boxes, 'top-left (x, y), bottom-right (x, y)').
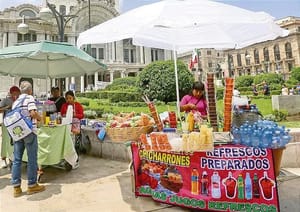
top-left (253, 173), bottom-right (260, 198)
top-left (191, 168), bottom-right (199, 195)
top-left (237, 174), bottom-right (244, 199)
top-left (260, 171), bottom-right (275, 200)
top-left (211, 172), bottom-right (221, 198)
top-left (201, 171), bottom-right (209, 195)
top-left (223, 171), bottom-right (236, 199)
top-left (245, 172), bottom-right (253, 200)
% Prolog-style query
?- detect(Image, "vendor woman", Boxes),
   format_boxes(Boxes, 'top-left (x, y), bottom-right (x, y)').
top-left (180, 81), bottom-right (207, 117)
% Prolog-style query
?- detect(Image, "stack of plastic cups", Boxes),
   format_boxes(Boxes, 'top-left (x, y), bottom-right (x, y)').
top-left (168, 111), bottom-right (177, 128)
top-left (206, 73), bottom-right (218, 132)
top-left (147, 102), bottom-right (163, 131)
top-left (223, 78), bottom-right (234, 132)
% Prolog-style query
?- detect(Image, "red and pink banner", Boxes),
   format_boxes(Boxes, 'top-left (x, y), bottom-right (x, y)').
top-left (131, 143), bottom-right (279, 212)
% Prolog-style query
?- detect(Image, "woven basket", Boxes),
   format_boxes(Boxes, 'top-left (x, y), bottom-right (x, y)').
top-left (106, 125), bottom-right (153, 142)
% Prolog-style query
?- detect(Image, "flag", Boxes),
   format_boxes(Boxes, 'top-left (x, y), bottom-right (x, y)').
top-left (189, 58), bottom-right (194, 70)
top-left (192, 49), bottom-right (198, 64)
top-left (189, 49), bottom-right (198, 70)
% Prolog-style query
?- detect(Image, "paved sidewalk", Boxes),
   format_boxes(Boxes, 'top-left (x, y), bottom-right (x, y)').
top-left (1, 155), bottom-right (300, 212)
top-left (0, 156), bottom-right (189, 212)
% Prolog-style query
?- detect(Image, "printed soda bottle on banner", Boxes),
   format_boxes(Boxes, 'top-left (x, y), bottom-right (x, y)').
top-left (191, 168), bottom-right (199, 195)
top-left (201, 171), bottom-right (209, 196)
top-left (222, 171), bottom-right (236, 199)
top-left (259, 171), bottom-right (275, 200)
top-left (237, 174), bottom-right (245, 199)
top-left (253, 173), bottom-right (260, 198)
top-left (245, 172), bottom-right (253, 200)
top-left (211, 172), bottom-right (221, 198)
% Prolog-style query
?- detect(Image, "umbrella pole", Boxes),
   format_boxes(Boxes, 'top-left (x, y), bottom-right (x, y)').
top-left (46, 55), bottom-right (49, 98)
top-left (173, 49), bottom-right (181, 127)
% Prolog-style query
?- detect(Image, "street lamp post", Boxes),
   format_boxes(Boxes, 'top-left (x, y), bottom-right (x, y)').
top-left (38, 1), bottom-right (77, 92)
top-left (39, 1), bottom-right (77, 42)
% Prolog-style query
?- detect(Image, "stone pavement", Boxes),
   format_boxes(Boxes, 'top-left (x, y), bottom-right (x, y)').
top-left (0, 156), bottom-right (189, 212)
top-left (1, 155), bottom-right (300, 212)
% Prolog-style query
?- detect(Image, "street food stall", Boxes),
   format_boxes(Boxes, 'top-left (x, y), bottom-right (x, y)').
top-left (124, 75), bottom-right (291, 212)
top-left (1, 101), bottom-right (78, 177)
top-left (1, 124), bottom-right (77, 168)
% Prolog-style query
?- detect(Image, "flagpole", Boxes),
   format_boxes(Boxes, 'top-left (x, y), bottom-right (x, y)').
top-left (196, 49), bottom-right (202, 82)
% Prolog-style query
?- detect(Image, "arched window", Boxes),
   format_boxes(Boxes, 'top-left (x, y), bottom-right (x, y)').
top-left (123, 39), bottom-right (137, 63)
top-left (285, 42), bottom-right (293, 59)
top-left (245, 51), bottom-right (250, 65)
top-left (274, 45), bottom-right (281, 61)
top-left (19, 10), bottom-right (36, 18)
top-left (59, 5), bottom-right (66, 15)
top-left (263, 47), bottom-right (269, 62)
top-left (237, 54), bottom-right (242, 66)
top-left (254, 49), bottom-right (260, 64)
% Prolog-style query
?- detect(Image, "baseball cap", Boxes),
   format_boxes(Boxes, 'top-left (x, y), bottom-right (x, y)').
top-left (9, 86), bottom-right (21, 94)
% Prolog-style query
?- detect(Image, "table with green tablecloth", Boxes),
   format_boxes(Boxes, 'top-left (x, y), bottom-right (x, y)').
top-left (1, 124), bottom-right (77, 168)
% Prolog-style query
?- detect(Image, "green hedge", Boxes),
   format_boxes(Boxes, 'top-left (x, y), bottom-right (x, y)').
top-left (76, 90), bottom-right (143, 102)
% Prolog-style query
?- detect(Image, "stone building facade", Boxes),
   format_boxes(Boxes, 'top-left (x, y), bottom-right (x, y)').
top-left (0, 0), bottom-right (172, 97)
top-left (223, 16), bottom-right (300, 80)
top-left (0, 0), bottom-right (299, 98)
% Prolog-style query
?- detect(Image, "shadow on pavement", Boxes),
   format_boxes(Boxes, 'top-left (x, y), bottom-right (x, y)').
top-left (38, 155), bottom-right (129, 184)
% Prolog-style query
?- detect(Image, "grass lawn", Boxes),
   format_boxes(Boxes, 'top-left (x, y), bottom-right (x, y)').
top-left (80, 97), bottom-right (300, 128)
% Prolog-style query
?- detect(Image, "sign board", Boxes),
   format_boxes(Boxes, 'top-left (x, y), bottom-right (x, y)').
top-left (131, 143), bottom-right (279, 212)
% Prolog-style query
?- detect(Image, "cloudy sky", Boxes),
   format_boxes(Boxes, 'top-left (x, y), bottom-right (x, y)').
top-left (0, 0), bottom-right (299, 19)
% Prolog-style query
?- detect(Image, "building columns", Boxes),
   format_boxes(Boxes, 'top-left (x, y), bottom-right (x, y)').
top-left (52, 79), bottom-right (56, 87)
top-left (94, 72), bottom-right (98, 89)
top-left (65, 77), bottom-right (69, 91)
top-left (109, 70), bottom-right (114, 82)
top-left (80, 76), bottom-right (84, 92)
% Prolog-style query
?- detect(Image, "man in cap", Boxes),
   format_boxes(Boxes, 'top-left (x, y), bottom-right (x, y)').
top-left (0, 86), bottom-right (21, 168)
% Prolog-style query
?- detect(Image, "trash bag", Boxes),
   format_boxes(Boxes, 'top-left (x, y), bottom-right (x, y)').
top-left (75, 133), bottom-right (91, 154)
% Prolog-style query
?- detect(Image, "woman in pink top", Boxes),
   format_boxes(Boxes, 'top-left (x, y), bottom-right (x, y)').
top-left (180, 81), bottom-right (207, 117)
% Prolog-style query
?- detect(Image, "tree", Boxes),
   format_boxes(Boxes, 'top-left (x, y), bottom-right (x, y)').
top-left (137, 60), bottom-right (194, 103)
top-left (253, 73), bottom-right (283, 85)
top-left (290, 67), bottom-right (300, 82)
top-left (234, 75), bottom-right (254, 88)
top-left (105, 77), bottom-right (138, 91)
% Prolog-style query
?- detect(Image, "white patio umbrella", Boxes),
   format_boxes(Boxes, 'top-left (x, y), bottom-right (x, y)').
top-left (77, 0), bottom-right (288, 118)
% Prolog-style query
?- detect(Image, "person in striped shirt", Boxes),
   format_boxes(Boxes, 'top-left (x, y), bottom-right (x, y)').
top-left (10, 81), bottom-right (45, 197)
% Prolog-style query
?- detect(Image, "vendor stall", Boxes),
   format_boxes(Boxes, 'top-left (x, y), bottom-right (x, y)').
top-left (127, 76), bottom-right (291, 212)
top-left (1, 124), bottom-right (77, 169)
top-left (131, 142), bottom-right (280, 212)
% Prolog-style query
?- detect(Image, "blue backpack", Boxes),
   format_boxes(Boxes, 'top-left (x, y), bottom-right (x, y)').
top-left (3, 96), bottom-right (33, 142)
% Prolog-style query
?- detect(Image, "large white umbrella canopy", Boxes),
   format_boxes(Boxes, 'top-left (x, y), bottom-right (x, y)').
top-left (77, 0), bottom-right (288, 51)
top-left (77, 0), bottom-right (288, 117)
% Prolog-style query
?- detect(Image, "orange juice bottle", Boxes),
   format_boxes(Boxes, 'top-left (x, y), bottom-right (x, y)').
top-left (191, 168), bottom-right (199, 195)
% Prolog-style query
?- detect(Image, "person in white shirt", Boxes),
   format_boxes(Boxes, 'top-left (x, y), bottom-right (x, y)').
top-left (10, 81), bottom-right (45, 197)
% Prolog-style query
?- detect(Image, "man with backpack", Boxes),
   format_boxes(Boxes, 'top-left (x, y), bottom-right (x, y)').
top-left (10, 81), bottom-right (45, 197)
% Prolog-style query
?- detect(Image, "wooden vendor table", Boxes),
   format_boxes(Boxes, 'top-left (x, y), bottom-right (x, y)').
top-left (1, 124), bottom-right (78, 168)
top-left (131, 143), bottom-right (280, 212)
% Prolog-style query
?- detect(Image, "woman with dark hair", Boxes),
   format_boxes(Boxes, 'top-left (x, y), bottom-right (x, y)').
top-left (60, 90), bottom-right (84, 169)
top-left (60, 90), bottom-right (84, 120)
top-left (180, 81), bottom-right (207, 117)
top-left (49, 86), bottom-right (66, 112)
